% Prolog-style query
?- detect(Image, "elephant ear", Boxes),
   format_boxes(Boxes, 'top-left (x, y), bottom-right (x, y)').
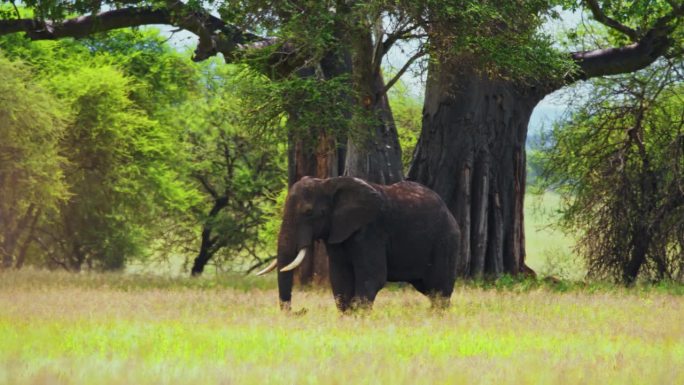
top-left (326, 177), bottom-right (382, 244)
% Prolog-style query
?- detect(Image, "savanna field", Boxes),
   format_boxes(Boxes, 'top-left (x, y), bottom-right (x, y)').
top-left (1, 270), bottom-right (683, 385)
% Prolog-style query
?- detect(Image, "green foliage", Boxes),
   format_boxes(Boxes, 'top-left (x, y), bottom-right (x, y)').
top-left (0, 31), bottom-right (201, 270)
top-left (556, 0), bottom-right (683, 58)
top-left (258, 186), bottom-right (288, 255)
top-left (0, 55), bottom-right (67, 267)
top-left (388, 79), bottom-right (422, 172)
top-left (0, 28), bottom-right (292, 272)
top-left (219, 0), bottom-right (343, 65)
top-left (81, 29), bottom-right (199, 115)
top-left (233, 64), bottom-right (354, 154)
top-left (43, 64), bottom-right (194, 270)
top-left (536, 60), bottom-right (684, 283)
top-left (0, 55), bottom-right (67, 208)
top-left (172, 60), bottom-right (286, 270)
top-left (392, 0), bottom-right (576, 82)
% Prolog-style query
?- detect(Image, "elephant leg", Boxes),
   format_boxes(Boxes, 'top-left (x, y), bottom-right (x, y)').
top-left (348, 230), bottom-right (387, 309)
top-left (409, 279), bottom-right (449, 309)
top-left (327, 244), bottom-right (355, 312)
top-left (409, 279), bottom-right (427, 295)
top-left (422, 238), bottom-right (457, 309)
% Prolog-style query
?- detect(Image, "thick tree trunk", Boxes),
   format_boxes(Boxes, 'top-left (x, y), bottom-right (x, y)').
top-left (623, 225), bottom-right (649, 285)
top-left (344, 69), bottom-right (404, 184)
top-left (345, 31), bottom-right (403, 184)
top-left (408, 60), bottom-right (542, 278)
top-left (286, 51), bottom-right (351, 286)
top-left (289, 38), bottom-right (404, 284)
top-left (289, 130), bottom-right (340, 285)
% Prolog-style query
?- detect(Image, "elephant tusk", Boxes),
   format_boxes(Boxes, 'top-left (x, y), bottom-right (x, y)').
top-left (255, 259), bottom-right (278, 276)
top-left (280, 248), bottom-right (307, 272)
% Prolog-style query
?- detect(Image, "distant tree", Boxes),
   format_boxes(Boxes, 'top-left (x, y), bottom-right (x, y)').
top-left (388, 79), bottom-right (422, 173)
top-left (79, 29), bottom-right (199, 117)
top-left (536, 60), bottom-right (684, 283)
top-left (1, 30), bottom-right (288, 272)
top-left (38, 63), bottom-right (194, 271)
top-left (0, 55), bottom-right (67, 269)
top-left (173, 62), bottom-right (286, 275)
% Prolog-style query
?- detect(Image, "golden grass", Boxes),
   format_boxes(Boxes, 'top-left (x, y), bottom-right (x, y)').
top-left (524, 192), bottom-right (581, 279)
top-left (0, 271), bottom-right (683, 385)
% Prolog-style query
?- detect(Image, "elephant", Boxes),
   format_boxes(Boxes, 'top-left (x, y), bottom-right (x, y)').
top-left (256, 176), bottom-right (461, 312)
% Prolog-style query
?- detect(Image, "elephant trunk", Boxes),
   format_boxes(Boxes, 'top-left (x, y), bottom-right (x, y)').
top-left (276, 200), bottom-right (312, 310)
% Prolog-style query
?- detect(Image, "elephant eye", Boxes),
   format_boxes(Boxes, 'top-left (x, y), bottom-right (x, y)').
top-left (303, 208), bottom-right (314, 217)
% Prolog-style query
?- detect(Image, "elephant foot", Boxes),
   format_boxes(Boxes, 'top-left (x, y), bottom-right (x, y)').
top-left (350, 298), bottom-right (374, 314)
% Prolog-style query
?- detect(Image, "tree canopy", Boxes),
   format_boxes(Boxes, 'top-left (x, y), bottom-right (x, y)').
top-left (536, 60), bottom-right (684, 283)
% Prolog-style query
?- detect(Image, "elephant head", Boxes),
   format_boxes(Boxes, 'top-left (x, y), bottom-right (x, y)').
top-left (255, 176), bottom-right (382, 310)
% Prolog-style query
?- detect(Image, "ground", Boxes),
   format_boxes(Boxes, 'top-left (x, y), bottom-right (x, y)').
top-left (1, 271), bottom-right (682, 385)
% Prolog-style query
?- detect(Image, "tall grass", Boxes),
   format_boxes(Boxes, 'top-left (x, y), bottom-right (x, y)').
top-left (525, 192), bottom-right (581, 279)
top-left (1, 270), bottom-right (682, 384)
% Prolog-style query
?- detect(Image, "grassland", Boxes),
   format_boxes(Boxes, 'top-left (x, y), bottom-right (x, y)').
top-left (525, 192), bottom-right (581, 279)
top-left (1, 271), bottom-right (683, 385)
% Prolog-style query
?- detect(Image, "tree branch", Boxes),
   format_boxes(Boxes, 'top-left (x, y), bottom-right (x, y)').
top-left (383, 49), bottom-right (425, 94)
top-left (193, 173), bottom-right (219, 198)
top-left (584, 0), bottom-right (639, 41)
top-left (9, 0), bottom-right (21, 19)
top-left (570, 4), bottom-right (683, 82)
top-left (245, 255), bottom-right (276, 275)
top-left (0, 7), bottom-right (169, 39)
top-left (0, 4), bottom-right (265, 62)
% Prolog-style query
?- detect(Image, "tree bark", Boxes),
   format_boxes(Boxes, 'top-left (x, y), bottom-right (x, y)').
top-left (1, 204), bottom-right (37, 269)
top-left (623, 225), bottom-right (650, 284)
top-left (190, 196), bottom-right (229, 276)
top-left (14, 209), bottom-right (41, 269)
top-left (287, 51), bottom-right (351, 286)
top-left (409, 60), bottom-right (543, 277)
top-left (289, 130), bottom-right (339, 286)
top-left (344, 30), bottom-right (404, 184)
top-left (0, 4), bottom-right (262, 62)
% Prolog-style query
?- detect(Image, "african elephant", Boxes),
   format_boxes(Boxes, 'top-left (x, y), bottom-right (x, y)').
top-left (256, 176), bottom-right (461, 312)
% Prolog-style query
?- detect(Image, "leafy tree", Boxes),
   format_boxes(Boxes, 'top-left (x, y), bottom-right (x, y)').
top-left (171, 62), bottom-right (286, 275)
top-left (0, 55), bottom-right (67, 269)
top-left (37, 64), bottom-right (194, 271)
top-left (79, 29), bottom-right (199, 117)
top-left (1, 28), bottom-right (288, 273)
top-left (407, 0), bottom-right (683, 277)
top-left (388, 79), bottom-right (422, 172)
top-left (536, 60), bottom-right (684, 283)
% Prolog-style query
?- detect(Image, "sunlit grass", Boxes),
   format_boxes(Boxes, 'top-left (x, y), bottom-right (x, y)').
top-left (525, 192), bottom-right (581, 279)
top-left (1, 270), bottom-right (682, 384)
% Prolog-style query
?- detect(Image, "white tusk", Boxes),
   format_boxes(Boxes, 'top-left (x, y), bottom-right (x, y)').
top-left (255, 259), bottom-right (278, 276)
top-left (280, 248), bottom-right (307, 272)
